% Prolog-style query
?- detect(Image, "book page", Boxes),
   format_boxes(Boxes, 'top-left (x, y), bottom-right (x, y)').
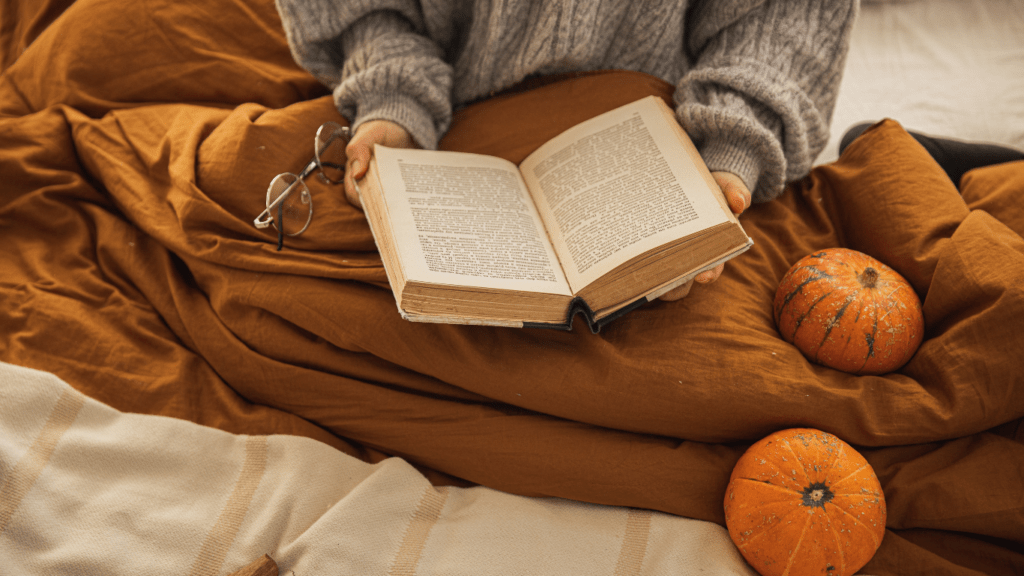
top-left (520, 96), bottom-right (729, 292)
top-left (373, 145), bottom-right (572, 296)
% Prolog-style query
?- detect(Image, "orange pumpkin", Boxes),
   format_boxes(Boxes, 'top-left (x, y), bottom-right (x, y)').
top-left (724, 428), bottom-right (886, 576)
top-left (774, 248), bottom-right (924, 375)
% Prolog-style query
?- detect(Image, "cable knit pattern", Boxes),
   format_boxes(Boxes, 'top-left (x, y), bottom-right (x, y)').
top-left (275, 0), bottom-right (855, 201)
top-left (678, 0), bottom-right (857, 202)
top-left (338, 12), bottom-right (453, 148)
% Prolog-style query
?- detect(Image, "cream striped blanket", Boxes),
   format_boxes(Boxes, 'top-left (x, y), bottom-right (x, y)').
top-left (0, 361), bottom-right (753, 575)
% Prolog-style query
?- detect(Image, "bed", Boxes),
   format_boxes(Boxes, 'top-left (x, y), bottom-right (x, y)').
top-left (1, 0), bottom-right (1022, 574)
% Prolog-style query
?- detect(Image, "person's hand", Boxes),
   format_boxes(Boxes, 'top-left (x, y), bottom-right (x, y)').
top-left (344, 119), bottom-right (418, 208)
top-left (659, 171), bottom-right (752, 301)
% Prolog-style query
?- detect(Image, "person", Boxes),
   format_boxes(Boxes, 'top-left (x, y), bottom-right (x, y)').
top-left (275, 0), bottom-right (856, 300)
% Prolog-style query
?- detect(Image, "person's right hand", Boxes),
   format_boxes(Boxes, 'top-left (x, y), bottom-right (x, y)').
top-left (344, 119), bottom-right (418, 208)
top-left (658, 171), bottom-right (751, 301)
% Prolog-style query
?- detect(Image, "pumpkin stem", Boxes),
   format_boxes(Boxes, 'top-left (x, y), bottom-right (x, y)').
top-left (858, 267), bottom-right (879, 288)
top-left (800, 482), bottom-right (835, 508)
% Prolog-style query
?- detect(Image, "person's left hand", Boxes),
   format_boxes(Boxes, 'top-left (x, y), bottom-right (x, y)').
top-left (659, 171), bottom-right (751, 301)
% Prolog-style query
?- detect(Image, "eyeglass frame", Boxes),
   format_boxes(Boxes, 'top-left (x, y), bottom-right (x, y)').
top-left (253, 121), bottom-right (351, 236)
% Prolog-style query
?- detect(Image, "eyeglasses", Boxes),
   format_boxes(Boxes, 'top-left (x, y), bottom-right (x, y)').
top-left (253, 121), bottom-right (350, 249)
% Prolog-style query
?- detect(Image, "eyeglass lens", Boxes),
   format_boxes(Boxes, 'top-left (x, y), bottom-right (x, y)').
top-left (315, 121), bottom-right (349, 184)
top-left (267, 173), bottom-right (313, 236)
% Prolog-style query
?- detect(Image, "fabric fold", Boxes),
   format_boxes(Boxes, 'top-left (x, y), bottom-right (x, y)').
top-left (1, 0), bottom-right (1023, 573)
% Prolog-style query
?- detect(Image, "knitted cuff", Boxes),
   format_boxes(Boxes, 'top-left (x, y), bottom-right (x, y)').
top-left (697, 137), bottom-right (766, 202)
top-left (344, 89), bottom-right (441, 150)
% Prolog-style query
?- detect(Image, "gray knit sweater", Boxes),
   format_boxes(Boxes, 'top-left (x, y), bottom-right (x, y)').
top-left (275, 0), bottom-right (856, 203)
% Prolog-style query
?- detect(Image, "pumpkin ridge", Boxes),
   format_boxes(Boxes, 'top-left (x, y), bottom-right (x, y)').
top-left (877, 285), bottom-right (900, 324)
top-left (781, 512), bottom-right (816, 576)
top-left (830, 493), bottom-right (884, 511)
top-left (735, 476), bottom-right (803, 496)
top-left (813, 294), bottom-right (855, 364)
top-left (829, 501), bottom-right (882, 549)
top-left (828, 463), bottom-right (869, 493)
top-left (731, 502), bottom-right (809, 551)
top-left (726, 428), bottom-right (887, 575)
top-left (775, 248), bottom-right (923, 375)
top-left (821, 439), bottom-right (848, 484)
top-left (778, 269), bottom-right (832, 317)
top-left (847, 291), bottom-right (872, 373)
top-left (857, 335), bottom-right (874, 373)
top-left (780, 438), bottom-right (814, 487)
top-left (869, 290), bottom-right (882, 357)
top-left (856, 300), bottom-right (880, 373)
top-left (848, 296), bottom-right (873, 361)
top-left (826, 514), bottom-right (847, 576)
top-left (792, 291), bottom-right (833, 337)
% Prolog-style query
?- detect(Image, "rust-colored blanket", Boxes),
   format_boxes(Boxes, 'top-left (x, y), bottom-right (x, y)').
top-left (2, 0), bottom-right (1023, 573)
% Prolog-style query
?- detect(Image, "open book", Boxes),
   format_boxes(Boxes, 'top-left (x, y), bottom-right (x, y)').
top-left (356, 96), bottom-right (753, 331)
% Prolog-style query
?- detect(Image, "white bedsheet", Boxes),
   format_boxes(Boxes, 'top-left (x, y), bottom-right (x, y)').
top-left (817, 0), bottom-right (1024, 166)
top-left (0, 361), bottom-right (756, 576)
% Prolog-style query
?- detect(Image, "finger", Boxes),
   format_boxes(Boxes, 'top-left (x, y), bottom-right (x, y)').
top-left (658, 279), bottom-right (693, 302)
top-left (344, 150), bottom-right (370, 209)
top-left (712, 172), bottom-right (752, 215)
top-left (343, 172), bottom-right (363, 209)
top-left (725, 185), bottom-right (750, 215)
top-left (345, 140), bottom-right (372, 181)
top-left (343, 120), bottom-right (416, 210)
top-left (695, 263), bottom-right (724, 284)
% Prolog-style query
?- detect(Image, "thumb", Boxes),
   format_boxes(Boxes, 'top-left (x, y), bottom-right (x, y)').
top-left (346, 139), bottom-right (372, 181)
top-left (343, 120), bottom-right (416, 209)
top-left (711, 171), bottom-right (752, 216)
top-left (344, 143), bottom-right (372, 208)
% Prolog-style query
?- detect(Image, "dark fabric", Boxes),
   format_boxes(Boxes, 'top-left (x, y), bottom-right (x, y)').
top-left (840, 122), bottom-right (1024, 187)
top-left (1, 1), bottom-right (1023, 574)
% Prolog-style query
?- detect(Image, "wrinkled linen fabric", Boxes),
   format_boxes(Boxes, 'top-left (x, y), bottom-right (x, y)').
top-left (0, 360), bottom-right (755, 576)
top-left (1, 1), bottom-right (1022, 574)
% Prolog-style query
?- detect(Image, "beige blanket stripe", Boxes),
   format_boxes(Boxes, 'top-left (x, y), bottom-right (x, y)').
top-left (613, 509), bottom-right (653, 576)
top-left (0, 388), bottom-right (85, 536)
top-left (188, 435), bottom-right (269, 576)
top-left (389, 485), bottom-right (450, 576)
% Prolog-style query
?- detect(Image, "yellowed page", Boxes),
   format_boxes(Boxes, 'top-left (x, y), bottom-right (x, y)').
top-left (373, 145), bottom-right (572, 296)
top-left (519, 96), bottom-right (729, 293)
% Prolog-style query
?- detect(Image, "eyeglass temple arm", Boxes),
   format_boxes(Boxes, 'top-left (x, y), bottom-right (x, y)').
top-left (253, 157), bottom-right (319, 229)
top-left (252, 125), bottom-right (350, 229)
top-left (321, 127), bottom-right (349, 149)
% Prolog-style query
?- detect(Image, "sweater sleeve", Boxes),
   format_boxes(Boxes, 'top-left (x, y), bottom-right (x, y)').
top-left (676, 0), bottom-right (857, 203)
top-left (274, 0), bottom-right (453, 149)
